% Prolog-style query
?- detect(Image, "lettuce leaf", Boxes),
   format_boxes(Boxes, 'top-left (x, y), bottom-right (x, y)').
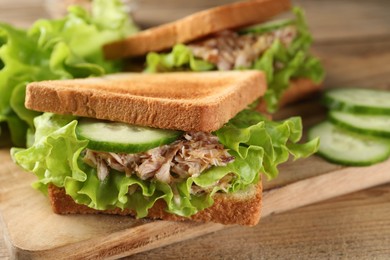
top-left (254, 7), bottom-right (324, 111)
top-left (145, 44), bottom-right (215, 73)
top-left (0, 0), bottom-right (138, 147)
top-left (238, 19), bottom-right (293, 35)
top-left (215, 110), bottom-right (319, 180)
top-left (144, 7), bottom-right (325, 112)
top-left (12, 110), bottom-right (319, 217)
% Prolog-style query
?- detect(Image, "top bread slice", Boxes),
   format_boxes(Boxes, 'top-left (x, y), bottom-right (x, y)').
top-left (25, 71), bottom-right (266, 132)
top-left (104, 0), bottom-right (291, 59)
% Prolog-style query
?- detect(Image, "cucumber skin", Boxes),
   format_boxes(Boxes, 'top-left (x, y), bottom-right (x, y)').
top-left (75, 124), bottom-right (182, 154)
top-left (308, 121), bottom-right (390, 167)
top-left (78, 135), bottom-right (180, 154)
top-left (323, 91), bottom-right (390, 115)
top-left (328, 113), bottom-right (390, 138)
top-left (314, 148), bottom-right (390, 167)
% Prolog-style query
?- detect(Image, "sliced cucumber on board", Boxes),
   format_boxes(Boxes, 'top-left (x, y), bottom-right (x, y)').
top-left (329, 111), bottom-right (390, 137)
top-left (308, 121), bottom-right (390, 166)
top-left (76, 118), bottom-right (182, 154)
top-left (324, 88), bottom-right (390, 114)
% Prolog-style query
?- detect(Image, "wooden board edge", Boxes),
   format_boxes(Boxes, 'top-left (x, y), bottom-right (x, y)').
top-left (262, 160), bottom-right (390, 217)
top-left (4, 220), bottom-right (225, 259)
top-left (0, 214), bottom-right (16, 259)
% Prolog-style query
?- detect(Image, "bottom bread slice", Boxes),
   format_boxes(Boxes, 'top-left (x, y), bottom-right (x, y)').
top-left (48, 182), bottom-right (262, 226)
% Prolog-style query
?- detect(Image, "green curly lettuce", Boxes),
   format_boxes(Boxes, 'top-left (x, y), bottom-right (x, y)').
top-left (12, 110), bottom-right (319, 218)
top-left (145, 44), bottom-right (215, 73)
top-left (0, 0), bottom-right (138, 147)
top-left (253, 7), bottom-right (324, 111)
top-left (144, 7), bottom-right (325, 112)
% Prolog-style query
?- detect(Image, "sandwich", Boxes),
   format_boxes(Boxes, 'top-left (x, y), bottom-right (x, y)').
top-left (12, 71), bottom-right (319, 226)
top-left (103, 0), bottom-right (325, 112)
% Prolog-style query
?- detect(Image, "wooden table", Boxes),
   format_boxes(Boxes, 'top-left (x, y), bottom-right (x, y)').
top-left (1, 0), bottom-right (390, 259)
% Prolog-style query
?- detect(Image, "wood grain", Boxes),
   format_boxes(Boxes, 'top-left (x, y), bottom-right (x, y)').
top-left (0, 0), bottom-right (48, 27)
top-left (315, 41), bottom-right (390, 90)
top-left (131, 184), bottom-right (390, 259)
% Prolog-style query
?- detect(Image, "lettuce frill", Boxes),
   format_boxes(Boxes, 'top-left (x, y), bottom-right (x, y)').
top-left (12, 111), bottom-right (319, 218)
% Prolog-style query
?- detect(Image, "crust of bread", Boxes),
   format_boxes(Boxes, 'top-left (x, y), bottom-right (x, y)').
top-left (256, 78), bottom-right (322, 113)
top-left (104, 0), bottom-right (291, 59)
top-left (25, 71), bottom-right (266, 132)
top-left (48, 181), bottom-right (262, 226)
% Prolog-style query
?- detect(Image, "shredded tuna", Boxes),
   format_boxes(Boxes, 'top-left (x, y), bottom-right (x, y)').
top-left (188, 26), bottom-right (297, 70)
top-left (190, 173), bottom-right (236, 195)
top-left (82, 132), bottom-right (235, 192)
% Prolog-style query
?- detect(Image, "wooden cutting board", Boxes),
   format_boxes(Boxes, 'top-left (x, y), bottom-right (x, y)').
top-left (1, 144), bottom-right (390, 259)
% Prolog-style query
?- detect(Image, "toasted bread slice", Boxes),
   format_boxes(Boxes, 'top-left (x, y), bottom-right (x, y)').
top-left (104, 0), bottom-right (291, 59)
top-left (25, 71), bottom-right (266, 132)
top-left (48, 181), bottom-right (262, 226)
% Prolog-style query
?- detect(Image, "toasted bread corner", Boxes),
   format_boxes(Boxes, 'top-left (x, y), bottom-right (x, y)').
top-left (104, 0), bottom-right (291, 59)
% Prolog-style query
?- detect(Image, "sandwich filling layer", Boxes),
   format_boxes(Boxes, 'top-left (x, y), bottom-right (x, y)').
top-left (12, 110), bottom-right (319, 218)
top-left (83, 132), bottom-right (235, 194)
top-left (188, 25), bottom-right (297, 71)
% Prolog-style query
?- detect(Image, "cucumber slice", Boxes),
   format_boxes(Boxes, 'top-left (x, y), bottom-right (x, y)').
top-left (76, 119), bottom-right (182, 153)
top-left (323, 88), bottom-right (390, 114)
top-left (308, 121), bottom-right (390, 166)
top-left (329, 111), bottom-right (390, 137)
